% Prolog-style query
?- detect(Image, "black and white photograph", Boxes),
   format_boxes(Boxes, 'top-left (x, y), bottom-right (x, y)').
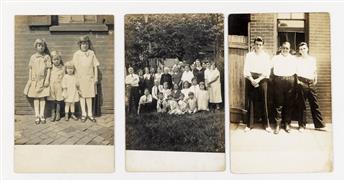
top-left (229, 13), bottom-right (333, 173)
top-left (124, 14), bottom-right (225, 171)
top-left (14, 15), bottom-right (114, 172)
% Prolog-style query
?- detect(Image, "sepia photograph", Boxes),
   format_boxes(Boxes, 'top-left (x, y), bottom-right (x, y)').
top-left (229, 13), bottom-right (333, 173)
top-left (14, 15), bottom-right (114, 172)
top-left (124, 14), bottom-right (225, 171)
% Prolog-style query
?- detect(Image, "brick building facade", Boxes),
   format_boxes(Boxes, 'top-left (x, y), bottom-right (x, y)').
top-left (229, 13), bottom-right (331, 123)
top-left (15, 15), bottom-right (114, 115)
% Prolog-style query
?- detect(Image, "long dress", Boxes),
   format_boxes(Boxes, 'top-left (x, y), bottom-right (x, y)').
top-left (72, 49), bottom-right (99, 98)
top-left (197, 89), bottom-right (209, 111)
top-left (208, 68), bottom-right (222, 103)
top-left (61, 74), bottom-right (80, 103)
top-left (47, 65), bottom-right (64, 101)
top-left (24, 53), bottom-right (52, 98)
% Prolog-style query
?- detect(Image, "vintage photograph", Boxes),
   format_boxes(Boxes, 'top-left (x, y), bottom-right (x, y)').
top-left (229, 13), bottom-right (333, 173)
top-left (124, 14), bottom-right (225, 155)
top-left (14, 15), bottom-right (114, 146)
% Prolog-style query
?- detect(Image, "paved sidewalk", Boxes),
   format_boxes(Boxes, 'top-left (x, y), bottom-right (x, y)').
top-left (230, 122), bottom-right (333, 173)
top-left (15, 114), bottom-right (114, 145)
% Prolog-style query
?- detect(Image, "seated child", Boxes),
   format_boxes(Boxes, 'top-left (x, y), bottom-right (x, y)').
top-left (138, 88), bottom-right (153, 114)
top-left (166, 94), bottom-right (182, 115)
top-left (171, 83), bottom-right (181, 100)
top-left (156, 92), bottom-right (167, 113)
top-left (189, 77), bottom-right (199, 99)
top-left (161, 81), bottom-right (171, 100)
top-left (187, 92), bottom-right (198, 114)
top-left (178, 93), bottom-right (188, 114)
top-left (197, 82), bottom-right (209, 111)
top-left (181, 81), bottom-right (191, 101)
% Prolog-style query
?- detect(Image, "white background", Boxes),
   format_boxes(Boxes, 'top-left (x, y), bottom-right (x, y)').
top-left (1, 0), bottom-right (344, 180)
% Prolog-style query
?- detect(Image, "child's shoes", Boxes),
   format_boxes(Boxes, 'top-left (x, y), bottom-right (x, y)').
top-left (40, 117), bottom-right (46, 124)
top-left (88, 116), bottom-right (96, 122)
top-left (70, 114), bottom-right (78, 120)
top-left (35, 117), bottom-right (40, 125)
top-left (55, 112), bottom-right (61, 121)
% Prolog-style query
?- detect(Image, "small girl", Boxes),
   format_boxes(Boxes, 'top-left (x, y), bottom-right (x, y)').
top-left (178, 93), bottom-right (188, 114)
top-left (197, 82), bottom-right (209, 111)
top-left (151, 80), bottom-right (161, 111)
top-left (189, 77), bottom-right (199, 99)
top-left (47, 51), bottom-right (64, 122)
top-left (181, 81), bottom-right (191, 101)
top-left (143, 67), bottom-right (154, 91)
top-left (154, 66), bottom-right (163, 83)
top-left (62, 61), bottom-right (79, 121)
top-left (171, 83), bottom-right (181, 100)
top-left (161, 82), bottom-right (171, 100)
top-left (72, 36), bottom-right (99, 122)
top-left (187, 92), bottom-right (198, 114)
top-left (24, 39), bottom-right (52, 124)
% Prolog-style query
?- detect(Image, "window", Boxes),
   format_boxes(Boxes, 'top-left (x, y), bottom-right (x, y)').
top-left (277, 13), bottom-right (307, 52)
top-left (58, 15), bottom-right (97, 24)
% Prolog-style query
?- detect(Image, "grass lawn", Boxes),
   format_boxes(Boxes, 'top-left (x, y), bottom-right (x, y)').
top-left (126, 111), bottom-right (225, 152)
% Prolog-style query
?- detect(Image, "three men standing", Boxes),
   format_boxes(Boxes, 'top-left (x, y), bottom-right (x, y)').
top-left (243, 37), bottom-right (326, 134)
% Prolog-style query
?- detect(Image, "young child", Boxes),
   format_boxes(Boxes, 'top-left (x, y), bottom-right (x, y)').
top-left (156, 92), bottom-right (167, 113)
top-left (171, 83), bottom-right (181, 100)
top-left (154, 66), bottom-right (163, 83)
top-left (72, 35), bottom-right (99, 122)
top-left (189, 77), bottom-right (199, 99)
top-left (137, 88), bottom-right (153, 114)
top-left (47, 51), bottom-right (64, 122)
top-left (24, 39), bottom-right (52, 124)
top-left (181, 81), bottom-right (191, 101)
top-left (161, 82), bottom-right (171, 100)
top-left (151, 80), bottom-right (161, 111)
top-left (197, 82), bottom-right (209, 111)
top-left (62, 61), bottom-right (79, 121)
top-left (166, 94), bottom-right (182, 115)
top-left (186, 92), bottom-right (198, 114)
top-left (178, 93), bottom-right (188, 114)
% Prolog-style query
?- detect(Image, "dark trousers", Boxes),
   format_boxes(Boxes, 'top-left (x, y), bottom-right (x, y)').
top-left (245, 75), bottom-right (269, 128)
top-left (296, 77), bottom-right (326, 128)
top-left (128, 86), bottom-right (140, 114)
top-left (273, 75), bottom-right (295, 127)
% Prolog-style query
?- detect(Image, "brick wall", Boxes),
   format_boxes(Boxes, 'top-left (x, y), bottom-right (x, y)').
top-left (248, 13), bottom-right (331, 123)
top-left (308, 13), bottom-right (332, 122)
top-left (15, 16), bottom-right (114, 115)
top-left (249, 13), bottom-right (277, 55)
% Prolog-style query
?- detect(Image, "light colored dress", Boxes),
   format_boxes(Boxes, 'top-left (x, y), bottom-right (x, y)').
top-left (24, 53), bottom-right (52, 98)
top-left (197, 89), bottom-right (209, 111)
top-left (208, 68), bottom-right (222, 103)
top-left (178, 100), bottom-right (188, 113)
top-left (47, 65), bottom-right (64, 101)
top-left (62, 74), bottom-right (80, 103)
top-left (72, 49), bottom-right (100, 98)
top-left (187, 97), bottom-right (197, 113)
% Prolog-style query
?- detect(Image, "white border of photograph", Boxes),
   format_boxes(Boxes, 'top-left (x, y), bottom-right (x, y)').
top-left (1, 0), bottom-right (344, 180)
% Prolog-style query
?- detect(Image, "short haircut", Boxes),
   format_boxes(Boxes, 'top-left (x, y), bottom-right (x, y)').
top-left (298, 42), bottom-right (308, 48)
top-left (282, 41), bottom-right (291, 47)
top-left (254, 36), bottom-right (264, 44)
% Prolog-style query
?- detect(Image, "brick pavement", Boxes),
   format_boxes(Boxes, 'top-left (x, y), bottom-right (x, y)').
top-left (15, 114), bottom-right (114, 145)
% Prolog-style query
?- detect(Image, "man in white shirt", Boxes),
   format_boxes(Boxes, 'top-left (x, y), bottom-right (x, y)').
top-left (243, 37), bottom-right (272, 133)
top-left (295, 42), bottom-right (326, 132)
top-left (271, 42), bottom-right (296, 134)
top-left (125, 67), bottom-right (140, 114)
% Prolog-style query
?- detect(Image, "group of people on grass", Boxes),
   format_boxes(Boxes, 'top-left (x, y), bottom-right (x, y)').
top-left (24, 36), bottom-right (99, 124)
top-left (244, 36), bottom-right (327, 134)
top-left (125, 59), bottom-right (223, 115)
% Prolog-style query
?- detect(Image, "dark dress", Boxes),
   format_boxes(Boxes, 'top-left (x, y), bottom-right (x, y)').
top-left (193, 67), bottom-right (205, 83)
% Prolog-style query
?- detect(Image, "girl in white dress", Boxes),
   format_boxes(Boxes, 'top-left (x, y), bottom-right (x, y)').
top-left (62, 62), bottom-right (79, 121)
top-left (24, 39), bottom-right (52, 124)
top-left (72, 36), bottom-right (99, 122)
top-left (181, 81), bottom-right (191, 101)
top-left (47, 51), bottom-right (64, 122)
top-left (197, 82), bottom-right (209, 111)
